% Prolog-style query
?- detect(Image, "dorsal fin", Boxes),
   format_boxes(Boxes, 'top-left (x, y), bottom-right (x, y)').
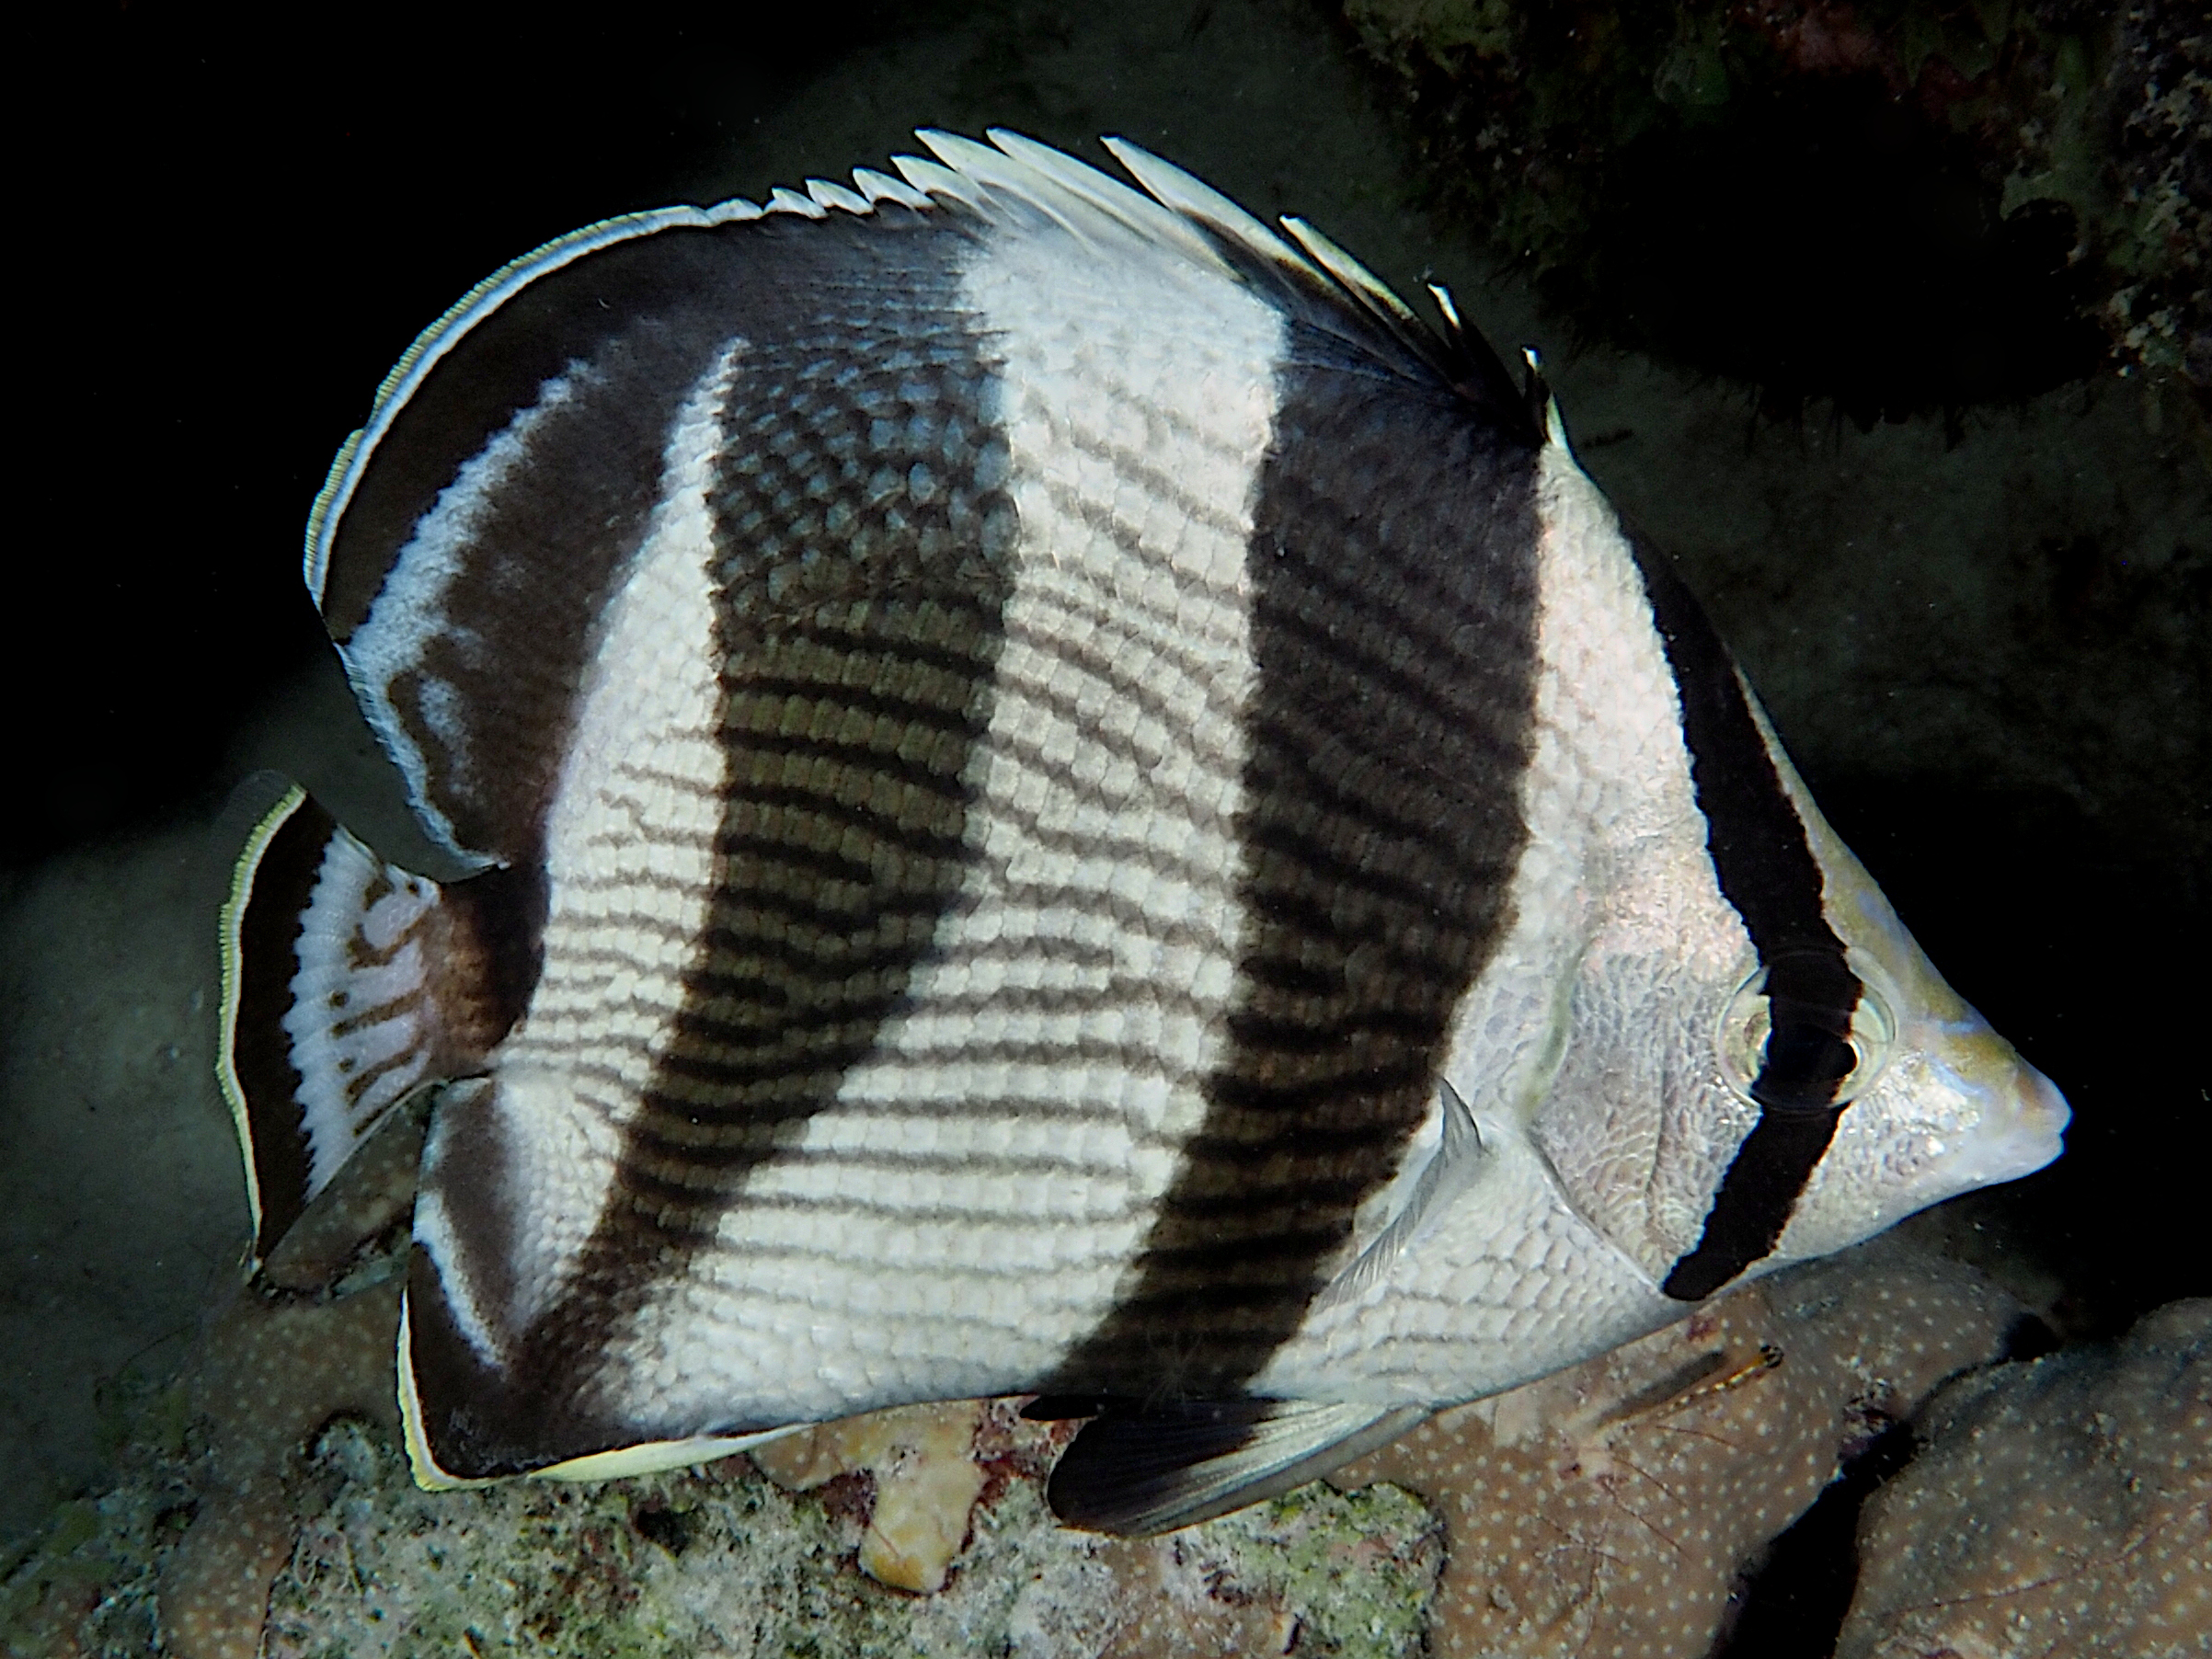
top-left (304, 129), bottom-right (1535, 869)
top-left (304, 196), bottom-right (762, 611)
top-left (921, 129), bottom-right (1226, 265)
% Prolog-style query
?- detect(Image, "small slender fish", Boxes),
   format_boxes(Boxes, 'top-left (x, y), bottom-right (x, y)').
top-left (217, 131), bottom-right (2069, 1535)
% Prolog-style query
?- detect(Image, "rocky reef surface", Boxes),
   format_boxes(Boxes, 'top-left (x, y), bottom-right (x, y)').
top-left (1329, 1230), bottom-right (2026, 1658)
top-left (1837, 1297), bottom-right (2211, 1658)
top-left (22, 1171), bottom-right (2200, 1659)
top-left (1344, 0), bottom-right (2210, 413)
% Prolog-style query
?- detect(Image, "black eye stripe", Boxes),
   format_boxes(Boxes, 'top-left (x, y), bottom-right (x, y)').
top-left (1753, 952), bottom-right (1863, 1112)
top-left (1624, 534), bottom-right (1862, 1299)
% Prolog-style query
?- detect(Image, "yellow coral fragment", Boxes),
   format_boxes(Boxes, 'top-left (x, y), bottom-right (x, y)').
top-left (752, 1400), bottom-right (990, 1593)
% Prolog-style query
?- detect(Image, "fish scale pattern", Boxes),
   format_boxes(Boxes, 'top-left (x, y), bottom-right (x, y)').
top-left (592, 312), bottom-right (1017, 1243)
top-left (592, 231), bottom-right (1291, 1428)
top-left (1052, 349), bottom-right (1544, 1390)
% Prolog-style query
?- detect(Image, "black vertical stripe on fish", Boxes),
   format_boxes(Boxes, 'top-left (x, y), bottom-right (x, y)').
top-left (405, 211), bottom-right (1023, 1477)
top-left (324, 226), bottom-right (793, 870)
top-left (1661, 1110), bottom-right (1847, 1301)
top-left (1628, 537), bottom-right (1863, 1301)
top-left (1047, 326), bottom-right (1543, 1399)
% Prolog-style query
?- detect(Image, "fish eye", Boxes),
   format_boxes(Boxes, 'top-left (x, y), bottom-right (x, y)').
top-left (1716, 956), bottom-right (1896, 1112)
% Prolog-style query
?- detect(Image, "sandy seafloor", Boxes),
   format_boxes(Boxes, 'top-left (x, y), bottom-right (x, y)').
top-left (5, 0), bottom-right (2206, 1651)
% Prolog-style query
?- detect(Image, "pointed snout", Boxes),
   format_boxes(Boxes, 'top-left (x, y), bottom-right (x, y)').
top-left (1928, 1014), bottom-right (2070, 1187)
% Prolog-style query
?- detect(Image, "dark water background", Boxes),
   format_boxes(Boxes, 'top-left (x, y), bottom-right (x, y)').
top-left (7, 0), bottom-right (2206, 1576)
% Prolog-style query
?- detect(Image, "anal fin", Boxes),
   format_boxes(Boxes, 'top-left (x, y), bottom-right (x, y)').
top-left (1047, 1397), bottom-right (1429, 1536)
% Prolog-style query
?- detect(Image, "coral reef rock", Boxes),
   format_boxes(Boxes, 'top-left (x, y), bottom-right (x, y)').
top-left (3, 1390), bottom-right (1439, 1657)
top-left (1090, 1485), bottom-right (1440, 1659)
top-left (155, 1108), bottom-right (421, 1659)
top-left (253, 1412), bottom-right (1438, 1659)
top-left (1331, 1231), bottom-right (2026, 1659)
top-left (1837, 1296), bottom-right (2211, 1659)
top-left (157, 1279), bottom-right (404, 1659)
top-left (1344, 0), bottom-right (2211, 411)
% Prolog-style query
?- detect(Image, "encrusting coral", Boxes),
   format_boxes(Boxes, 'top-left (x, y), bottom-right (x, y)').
top-left (154, 1108), bottom-right (425, 1659)
top-left (1088, 1485), bottom-right (1439, 1659)
top-left (1329, 1230), bottom-right (2027, 1659)
top-left (0, 1111), bottom-right (420, 1659)
top-left (154, 1280), bottom-right (401, 1659)
top-left (1836, 1296), bottom-right (2211, 1658)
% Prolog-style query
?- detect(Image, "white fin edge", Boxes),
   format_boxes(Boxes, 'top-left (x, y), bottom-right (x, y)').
top-left (304, 195), bottom-right (762, 606)
top-left (213, 777), bottom-right (310, 1263)
top-left (395, 1299), bottom-right (808, 1491)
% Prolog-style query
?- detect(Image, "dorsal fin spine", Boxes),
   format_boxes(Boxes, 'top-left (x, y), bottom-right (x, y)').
top-left (888, 152), bottom-right (982, 208)
top-left (852, 166), bottom-right (931, 210)
top-left (805, 177), bottom-right (871, 215)
top-left (1099, 136), bottom-right (1309, 279)
top-left (312, 129), bottom-right (1520, 610)
top-left (766, 186), bottom-right (826, 219)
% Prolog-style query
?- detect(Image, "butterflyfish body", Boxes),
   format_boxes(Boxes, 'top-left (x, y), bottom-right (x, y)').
top-left (216, 131), bottom-right (2069, 1535)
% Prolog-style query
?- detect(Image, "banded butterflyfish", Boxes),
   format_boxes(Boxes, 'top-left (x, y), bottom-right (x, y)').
top-left (215, 131), bottom-right (2069, 1536)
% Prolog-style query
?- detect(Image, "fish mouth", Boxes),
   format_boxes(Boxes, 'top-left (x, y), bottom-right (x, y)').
top-left (1930, 1018), bottom-right (2071, 1187)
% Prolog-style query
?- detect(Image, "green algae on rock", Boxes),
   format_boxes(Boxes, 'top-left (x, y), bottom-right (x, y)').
top-left (1093, 1483), bottom-right (1441, 1659)
top-left (258, 1417), bottom-right (1439, 1659)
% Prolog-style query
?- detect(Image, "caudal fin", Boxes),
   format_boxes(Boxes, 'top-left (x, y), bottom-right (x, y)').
top-left (216, 783), bottom-right (529, 1267)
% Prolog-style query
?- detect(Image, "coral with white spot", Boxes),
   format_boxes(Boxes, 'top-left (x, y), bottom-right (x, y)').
top-left (1837, 1296), bottom-right (2211, 1658)
top-left (1330, 1231), bottom-right (2025, 1659)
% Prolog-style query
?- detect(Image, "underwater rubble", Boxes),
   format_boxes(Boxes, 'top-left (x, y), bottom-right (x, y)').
top-left (1, 1388), bottom-right (1439, 1659)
